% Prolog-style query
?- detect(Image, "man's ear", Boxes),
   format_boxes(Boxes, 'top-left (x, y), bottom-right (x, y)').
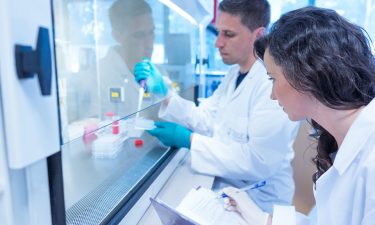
top-left (255, 27), bottom-right (266, 39)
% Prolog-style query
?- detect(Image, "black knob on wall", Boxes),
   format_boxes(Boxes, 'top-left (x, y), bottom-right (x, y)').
top-left (15, 27), bottom-right (52, 96)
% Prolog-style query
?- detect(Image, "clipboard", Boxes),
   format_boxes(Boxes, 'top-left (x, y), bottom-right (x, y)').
top-left (150, 197), bottom-right (201, 225)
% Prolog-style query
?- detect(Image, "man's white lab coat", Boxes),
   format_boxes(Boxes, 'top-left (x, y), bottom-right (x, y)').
top-left (159, 61), bottom-right (300, 213)
top-left (98, 46), bottom-right (162, 119)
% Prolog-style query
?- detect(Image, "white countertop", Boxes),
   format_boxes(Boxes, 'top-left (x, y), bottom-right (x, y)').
top-left (137, 153), bottom-right (215, 225)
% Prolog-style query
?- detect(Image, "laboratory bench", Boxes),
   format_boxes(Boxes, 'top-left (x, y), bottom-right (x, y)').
top-left (135, 153), bottom-right (214, 225)
top-left (61, 126), bottom-right (214, 225)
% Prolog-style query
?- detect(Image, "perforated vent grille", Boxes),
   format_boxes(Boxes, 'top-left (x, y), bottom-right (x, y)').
top-left (66, 150), bottom-right (163, 225)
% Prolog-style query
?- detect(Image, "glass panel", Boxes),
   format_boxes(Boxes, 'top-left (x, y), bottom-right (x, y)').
top-left (53, 0), bottom-right (199, 223)
top-left (54, 0), bottom-right (198, 143)
top-left (61, 104), bottom-right (171, 224)
top-left (316, 0), bottom-right (375, 52)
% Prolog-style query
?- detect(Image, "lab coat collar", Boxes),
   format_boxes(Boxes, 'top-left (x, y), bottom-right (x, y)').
top-left (333, 98), bottom-right (375, 175)
top-left (231, 60), bottom-right (265, 98)
top-left (107, 46), bottom-right (132, 76)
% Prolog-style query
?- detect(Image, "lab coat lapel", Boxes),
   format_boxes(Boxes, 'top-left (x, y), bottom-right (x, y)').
top-left (230, 72), bottom-right (248, 100)
top-left (110, 46), bottom-right (140, 92)
top-left (228, 61), bottom-right (262, 101)
top-left (109, 46), bottom-right (130, 74)
top-left (333, 98), bottom-right (375, 175)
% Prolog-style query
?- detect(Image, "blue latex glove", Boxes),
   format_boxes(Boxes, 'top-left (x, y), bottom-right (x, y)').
top-left (134, 58), bottom-right (168, 96)
top-left (147, 121), bottom-right (191, 149)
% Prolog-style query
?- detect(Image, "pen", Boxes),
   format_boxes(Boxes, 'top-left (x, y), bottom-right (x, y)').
top-left (217, 180), bottom-right (266, 199)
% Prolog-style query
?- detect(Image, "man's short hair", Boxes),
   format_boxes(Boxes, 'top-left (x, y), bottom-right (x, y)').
top-left (109, 0), bottom-right (152, 32)
top-left (219, 0), bottom-right (270, 31)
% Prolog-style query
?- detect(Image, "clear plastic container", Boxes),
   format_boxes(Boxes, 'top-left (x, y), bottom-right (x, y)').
top-left (91, 133), bottom-right (127, 159)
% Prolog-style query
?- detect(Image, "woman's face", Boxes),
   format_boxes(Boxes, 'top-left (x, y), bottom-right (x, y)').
top-left (263, 48), bottom-right (315, 121)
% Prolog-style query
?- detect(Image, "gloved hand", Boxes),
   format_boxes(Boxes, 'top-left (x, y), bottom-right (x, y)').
top-left (134, 58), bottom-right (168, 96)
top-left (147, 121), bottom-right (191, 149)
top-left (221, 187), bottom-right (270, 225)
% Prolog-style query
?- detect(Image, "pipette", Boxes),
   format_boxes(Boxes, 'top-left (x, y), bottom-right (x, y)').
top-left (136, 79), bottom-right (146, 118)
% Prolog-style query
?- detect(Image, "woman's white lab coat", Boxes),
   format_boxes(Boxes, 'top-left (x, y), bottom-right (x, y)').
top-left (159, 61), bottom-right (300, 213)
top-left (273, 98), bottom-right (375, 225)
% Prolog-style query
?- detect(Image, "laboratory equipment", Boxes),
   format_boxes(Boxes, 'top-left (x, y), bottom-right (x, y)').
top-left (0, 0), bottom-right (212, 224)
top-left (91, 133), bottom-right (127, 158)
top-left (134, 117), bottom-right (156, 130)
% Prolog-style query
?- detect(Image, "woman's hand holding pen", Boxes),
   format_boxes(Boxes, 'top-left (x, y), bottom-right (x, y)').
top-left (221, 187), bottom-right (271, 225)
top-left (217, 180), bottom-right (266, 199)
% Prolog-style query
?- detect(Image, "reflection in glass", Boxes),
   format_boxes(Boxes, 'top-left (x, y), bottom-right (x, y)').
top-left (53, 0), bottom-right (199, 223)
top-left (55, 0), bottom-right (197, 142)
top-left (98, 0), bottom-right (160, 119)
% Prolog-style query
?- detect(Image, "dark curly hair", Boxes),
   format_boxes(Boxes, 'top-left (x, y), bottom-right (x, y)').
top-left (254, 6), bottom-right (375, 183)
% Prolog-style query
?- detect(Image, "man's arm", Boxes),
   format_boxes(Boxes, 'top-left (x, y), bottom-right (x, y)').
top-left (189, 81), bottom-right (299, 180)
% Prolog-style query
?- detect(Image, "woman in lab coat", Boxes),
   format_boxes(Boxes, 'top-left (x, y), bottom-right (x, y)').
top-left (222, 6), bottom-right (375, 225)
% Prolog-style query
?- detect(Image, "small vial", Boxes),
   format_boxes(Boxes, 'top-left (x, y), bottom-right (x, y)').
top-left (134, 139), bottom-right (143, 147)
top-left (112, 121), bottom-right (119, 135)
top-left (102, 111), bottom-right (118, 135)
top-left (105, 111), bottom-right (115, 122)
top-left (83, 123), bottom-right (98, 142)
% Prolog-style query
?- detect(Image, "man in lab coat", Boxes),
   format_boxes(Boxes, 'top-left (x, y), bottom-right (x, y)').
top-left (98, 0), bottom-right (166, 119)
top-left (135, 0), bottom-right (299, 213)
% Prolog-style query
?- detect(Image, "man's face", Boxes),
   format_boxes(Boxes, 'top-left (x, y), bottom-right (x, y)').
top-left (121, 13), bottom-right (154, 64)
top-left (215, 12), bottom-right (257, 67)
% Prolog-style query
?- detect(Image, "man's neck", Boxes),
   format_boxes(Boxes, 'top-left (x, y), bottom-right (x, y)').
top-left (239, 56), bottom-right (256, 74)
top-left (115, 46), bottom-right (136, 73)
